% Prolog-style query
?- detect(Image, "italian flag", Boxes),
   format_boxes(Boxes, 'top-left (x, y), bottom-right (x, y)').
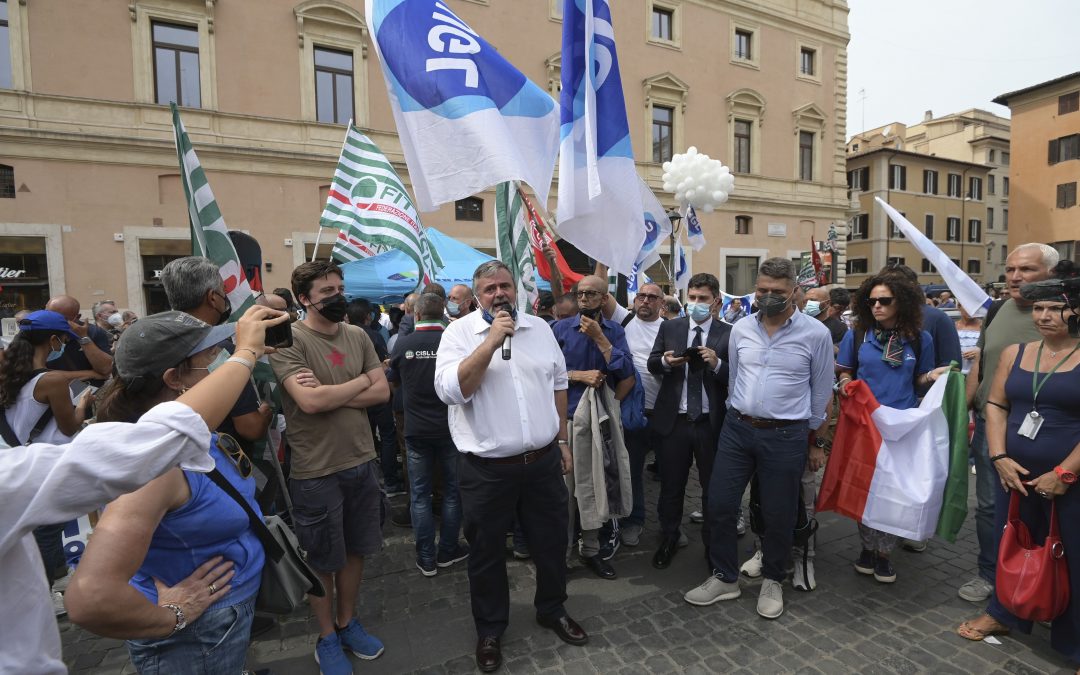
top-left (817, 371), bottom-right (969, 542)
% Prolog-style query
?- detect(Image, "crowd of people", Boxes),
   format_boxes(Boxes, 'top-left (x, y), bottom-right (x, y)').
top-left (1, 241), bottom-right (1077, 675)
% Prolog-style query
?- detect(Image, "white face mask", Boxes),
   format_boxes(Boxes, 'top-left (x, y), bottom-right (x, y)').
top-left (107, 312), bottom-right (124, 328)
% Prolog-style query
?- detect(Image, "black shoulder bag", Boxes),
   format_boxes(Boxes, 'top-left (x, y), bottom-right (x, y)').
top-left (206, 469), bottom-right (325, 614)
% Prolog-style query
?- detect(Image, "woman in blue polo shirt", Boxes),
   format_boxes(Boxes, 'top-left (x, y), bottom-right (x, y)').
top-left (836, 274), bottom-right (948, 584)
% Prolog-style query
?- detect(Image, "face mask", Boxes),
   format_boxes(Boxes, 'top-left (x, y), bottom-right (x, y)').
top-left (47, 337), bottom-right (66, 362)
top-left (213, 290), bottom-right (232, 326)
top-left (580, 306), bottom-right (602, 321)
top-left (447, 300), bottom-right (462, 317)
top-left (686, 302), bottom-right (711, 323)
top-left (804, 300), bottom-right (823, 317)
top-left (107, 312), bottom-right (124, 328)
top-left (479, 298), bottom-right (517, 324)
top-left (758, 291), bottom-right (793, 317)
top-left (313, 294), bottom-right (348, 323)
top-left (205, 348), bottom-right (230, 373)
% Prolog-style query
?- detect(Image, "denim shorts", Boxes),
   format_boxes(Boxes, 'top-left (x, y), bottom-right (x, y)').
top-left (127, 598), bottom-right (254, 675)
top-left (289, 461), bottom-right (384, 573)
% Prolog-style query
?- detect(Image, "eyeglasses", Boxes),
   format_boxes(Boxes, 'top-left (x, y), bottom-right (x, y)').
top-left (217, 433), bottom-right (252, 479)
top-left (576, 290), bottom-right (603, 300)
top-left (636, 293), bottom-right (663, 302)
top-left (866, 297), bottom-right (895, 307)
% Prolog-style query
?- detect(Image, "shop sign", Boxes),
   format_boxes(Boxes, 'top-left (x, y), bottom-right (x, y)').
top-left (0, 268), bottom-right (27, 279)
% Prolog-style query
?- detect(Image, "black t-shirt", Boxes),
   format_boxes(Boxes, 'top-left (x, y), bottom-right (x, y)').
top-left (49, 324), bottom-right (113, 386)
top-left (822, 316), bottom-right (848, 345)
top-left (387, 326), bottom-right (450, 438)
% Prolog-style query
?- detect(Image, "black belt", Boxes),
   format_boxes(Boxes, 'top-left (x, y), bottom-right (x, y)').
top-left (474, 443), bottom-right (553, 465)
top-left (734, 410), bottom-right (805, 429)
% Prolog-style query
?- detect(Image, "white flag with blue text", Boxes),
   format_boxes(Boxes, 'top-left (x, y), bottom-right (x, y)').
top-left (556, 0), bottom-right (646, 275)
top-left (876, 197), bottom-right (991, 317)
top-left (636, 179), bottom-right (670, 271)
top-left (674, 240), bottom-right (690, 292)
top-left (626, 262), bottom-right (652, 302)
top-left (366, 0), bottom-right (559, 212)
top-left (685, 205), bottom-right (706, 251)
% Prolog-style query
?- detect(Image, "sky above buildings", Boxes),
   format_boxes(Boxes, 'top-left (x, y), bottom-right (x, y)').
top-left (846, 0), bottom-right (1080, 139)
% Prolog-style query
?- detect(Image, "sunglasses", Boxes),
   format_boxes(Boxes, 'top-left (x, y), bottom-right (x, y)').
top-left (866, 297), bottom-right (895, 307)
top-left (217, 433), bottom-right (252, 479)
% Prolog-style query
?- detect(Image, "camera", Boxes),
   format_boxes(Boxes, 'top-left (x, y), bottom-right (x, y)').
top-left (1021, 277), bottom-right (1080, 337)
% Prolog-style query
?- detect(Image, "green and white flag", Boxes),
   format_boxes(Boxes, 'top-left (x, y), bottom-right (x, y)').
top-left (495, 182), bottom-right (538, 315)
top-left (320, 125), bottom-right (442, 288)
top-left (171, 104), bottom-right (255, 322)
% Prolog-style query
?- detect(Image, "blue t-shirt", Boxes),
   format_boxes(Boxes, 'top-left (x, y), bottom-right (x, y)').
top-left (837, 329), bottom-right (935, 409)
top-left (130, 435), bottom-right (264, 610)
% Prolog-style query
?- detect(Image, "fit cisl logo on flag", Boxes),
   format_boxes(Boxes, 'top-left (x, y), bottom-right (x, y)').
top-left (348, 176), bottom-right (418, 230)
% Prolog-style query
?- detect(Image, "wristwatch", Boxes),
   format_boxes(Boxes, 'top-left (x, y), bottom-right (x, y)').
top-left (161, 603), bottom-right (187, 636)
top-left (1054, 466), bottom-right (1077, 485)
top-left (78, 336), bottom-right (92, 345)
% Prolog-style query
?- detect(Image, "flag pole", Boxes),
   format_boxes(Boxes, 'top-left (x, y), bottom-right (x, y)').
top-left (312, 119), bottom-right (355, 262)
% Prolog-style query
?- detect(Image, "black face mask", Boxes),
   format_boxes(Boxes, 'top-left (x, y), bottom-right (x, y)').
top-left (213, 290), bottom-right (232, 326)
top-left (313, 294), bottom-right (348, 323)
top-left (580, 306), bottom-right (602, 321)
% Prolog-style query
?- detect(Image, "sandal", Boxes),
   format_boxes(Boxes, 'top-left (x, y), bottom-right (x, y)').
top-left (957, 615), bottom-right (1010, 641)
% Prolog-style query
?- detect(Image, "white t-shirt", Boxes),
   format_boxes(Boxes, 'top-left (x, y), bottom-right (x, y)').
top-left (610, 305), bottom-right (663, 410)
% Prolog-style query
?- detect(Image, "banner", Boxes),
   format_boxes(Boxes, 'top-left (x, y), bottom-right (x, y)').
top-left (720, 291), bottom-right (753, 323)
top-left (495, 182), bottom-right (539, 315)
top-left (320, 125), bottom-right (443, 289)
top-left (876, 197), bottom-right (991, 317)
top-left (685, 205), bottom-right (706, 251)
top-left (673, 240), bottom-right (689, 292)
top-left (366, 0), bottom-right (559, 211)
top-left (556, 0), bottom-right (646, 274)
top-left (171, 104), bottom-right (255, 321)
top-left (636, 179), bottom-right (671, 270)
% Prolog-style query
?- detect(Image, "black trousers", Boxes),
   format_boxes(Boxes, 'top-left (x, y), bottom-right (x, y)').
top-left (458, 444), bottom-right (569, 638)
top-left (658, 416), bottom-right (718, 548)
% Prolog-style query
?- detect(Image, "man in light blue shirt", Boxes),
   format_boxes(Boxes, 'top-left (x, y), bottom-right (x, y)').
top-left (683, 258), bottom-right (833, 620)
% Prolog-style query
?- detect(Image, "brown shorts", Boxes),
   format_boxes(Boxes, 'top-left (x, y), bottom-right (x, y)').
top-left (289, 462), bottom-right (383, 573)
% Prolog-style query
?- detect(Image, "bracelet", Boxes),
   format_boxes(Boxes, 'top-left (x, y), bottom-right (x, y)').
top-left (161, 603), bottom-right (187, 636)
top-left (557, 439), bottom-right (569, 445)
top-left (235, 347), bottom-right (259, 359)
top-left (225, 355), bottom-right (255, 371)
top-left (989, 454), bottom-right (1010, 464)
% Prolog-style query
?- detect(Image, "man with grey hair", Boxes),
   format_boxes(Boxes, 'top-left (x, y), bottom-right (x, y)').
top-left (957, 242), bottom-right (1059, 604)
top-left (160, 257), bottom-right (273, 456)
top-left (435, 260), bottom-right (586, 671)
top-left (684, 257), bottom-right (833, 619)
top-left (91, 300), bottom-right (122, 342)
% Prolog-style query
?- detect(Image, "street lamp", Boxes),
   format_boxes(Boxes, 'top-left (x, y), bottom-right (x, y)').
top-left (666, 209), bottom-right (683, 299)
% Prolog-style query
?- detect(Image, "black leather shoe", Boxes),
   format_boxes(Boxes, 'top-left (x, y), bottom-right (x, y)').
top-left (476, 636), bottom-right (501, 672)
top-left (581, 554), bottom-right (617, 580)
top-left (536, 614), bottom-right (589, 646)
top-left (652, 536), bottom-right (679, 569)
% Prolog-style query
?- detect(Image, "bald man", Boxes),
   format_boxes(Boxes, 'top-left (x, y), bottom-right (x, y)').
top-left (447, 284), bottom-right (476, 320)
top-left (44, 295), bottom-right (113, 382)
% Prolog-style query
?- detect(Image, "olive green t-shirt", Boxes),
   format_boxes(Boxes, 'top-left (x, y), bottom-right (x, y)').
top-left (269, 321), bottom-right (382, 480)
top-left (974, 299), bottom-right (1041, 412)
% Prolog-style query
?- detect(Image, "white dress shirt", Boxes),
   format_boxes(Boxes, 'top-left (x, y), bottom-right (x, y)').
top-left (435, 309), bottom-right (568, 457)
top-left (662, 318), bottom-right (722, 414)
top-left (0, 402), bottom-right (214, 675)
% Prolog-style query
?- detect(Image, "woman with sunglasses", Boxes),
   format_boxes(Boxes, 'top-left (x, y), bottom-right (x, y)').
top-left (65, 310), bottom-right (277, 674)
top-left (835, 274), bottom-right (949, 584)
top-left (957, 261), bottom-right (1080, 670)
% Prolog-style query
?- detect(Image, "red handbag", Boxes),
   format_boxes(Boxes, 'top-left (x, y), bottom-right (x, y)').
top-left (995, 491), bottom-right (1070, 622)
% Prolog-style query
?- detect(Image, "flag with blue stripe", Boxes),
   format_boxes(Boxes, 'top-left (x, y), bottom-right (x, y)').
top-left (674, 240), bottom-right (690, 292)
top-left (686, 206), bottom-right (706, 251)
top-left (366, 0), bottom-right (559, 212)
top-left (556, 0), bottom-right (646, 275)
top-left (636, 178), bottom-right (670, 270)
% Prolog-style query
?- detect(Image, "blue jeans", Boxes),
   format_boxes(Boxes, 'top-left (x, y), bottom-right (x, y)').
top-left (127, 598), bottom-right (254, 674)
top-left (971, 414), bottom-right (999, 583)
top-left (708, 415), bottom-right (809, 582)
top-left (406, 435), bottom-right (463, 564)
top-left (621, 420), bottom-right (660, 528)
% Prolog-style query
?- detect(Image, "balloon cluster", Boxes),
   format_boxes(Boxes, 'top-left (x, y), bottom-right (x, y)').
top-left (661, 147), bottom-right (735, 213)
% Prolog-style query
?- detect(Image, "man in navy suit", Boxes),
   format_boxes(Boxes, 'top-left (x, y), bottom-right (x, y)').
top-left (647, 273), bottom-right (731, 570)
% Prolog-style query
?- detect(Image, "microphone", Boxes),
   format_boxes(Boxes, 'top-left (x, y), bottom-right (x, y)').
top-left (496, 301), bottom-right (513, 360)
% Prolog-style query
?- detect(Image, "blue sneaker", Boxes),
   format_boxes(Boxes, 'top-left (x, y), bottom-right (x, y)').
top-left (314, 632), bottom-right (353, 675)
top-left (337, 618), bottom-right (385, 660)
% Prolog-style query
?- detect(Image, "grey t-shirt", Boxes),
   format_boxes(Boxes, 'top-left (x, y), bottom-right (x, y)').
top-left (974, 299), bottom-right (1041, 412)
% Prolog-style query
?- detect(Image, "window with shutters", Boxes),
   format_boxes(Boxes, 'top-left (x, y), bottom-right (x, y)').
top-left (1049, 134), bottom-right (1080, 164)
top-left (847, 258), bottom-right (868, 275)
top-left (1057, 182), bottom-right (1077, 209)
top-left (968, 219), bottom-right (981, 243)
top-left (947, 173), bottom-right (962, 197)
top-left (924, 214), bottom-right (934, 239)
top-left (1059, 91), bottom-right (1079, 115)
top-left (848, 166), bottom-right (870, 191)
top-left (887, 256), bottom-right (906, 267)
top-left (888, 164), bottom-right (907, 191)
top-left (923, 170), bottom-right (938, 195)
top-left (849, 213), bottom-right (869, 240)
top-left (946, 217), bottom-right (960, 242)
top-left (968, 177), bottom-right (983, 201)
top-left (735, 215), bottom-right (752, 235)
top-left (967, 259), bottom-right (981, 275)
top-left (920, 259), bottom-right (937, 274)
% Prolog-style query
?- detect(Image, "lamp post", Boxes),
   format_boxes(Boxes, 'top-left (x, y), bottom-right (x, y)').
top-left (666, 208), bottom-right (683, 299)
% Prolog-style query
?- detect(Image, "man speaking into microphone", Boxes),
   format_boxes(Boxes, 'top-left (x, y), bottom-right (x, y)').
top-left (435, 261), bottom-right (586, 673)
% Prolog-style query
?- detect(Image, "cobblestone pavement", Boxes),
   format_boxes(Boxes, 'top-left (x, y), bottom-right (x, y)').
top-left (62, 464), bottom-right (1076, 674)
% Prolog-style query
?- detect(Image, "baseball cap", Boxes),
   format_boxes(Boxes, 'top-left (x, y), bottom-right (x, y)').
top-left (114, 311), bottom-right (235, 389)
top-left (18, 310), bottom-right (80, 340)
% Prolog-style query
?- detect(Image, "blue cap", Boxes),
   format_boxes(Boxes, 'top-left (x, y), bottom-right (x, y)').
top-left (18, 310), bottom-right (80, 341)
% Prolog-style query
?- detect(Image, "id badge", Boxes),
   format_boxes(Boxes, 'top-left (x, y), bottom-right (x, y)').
top-left (1017, 411), bottom-right (1044, 440)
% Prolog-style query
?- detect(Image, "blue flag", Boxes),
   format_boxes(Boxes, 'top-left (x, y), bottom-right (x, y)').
top-left (556, 0), bottom-right (646, 275)
top-left (366, 0), bottom-right (559, 212)
top-left (686, 206), bottom-right (706, 251)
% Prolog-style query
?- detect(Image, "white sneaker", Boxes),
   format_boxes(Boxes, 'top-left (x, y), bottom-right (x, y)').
top-left (52, 591), bottom-right (67, 618)
top-left (757, 579), bottom-right (784, 619)
top-left (792, 559), bottom-right (816, 591)
top-left (958, 577), bottom-right (994, 602)
top-left (689, 510), bottom-right (704, 524)
top-left (684, 574), bottom-right (741, 606)
top-left (740, 549), bottom-right (763, 578)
